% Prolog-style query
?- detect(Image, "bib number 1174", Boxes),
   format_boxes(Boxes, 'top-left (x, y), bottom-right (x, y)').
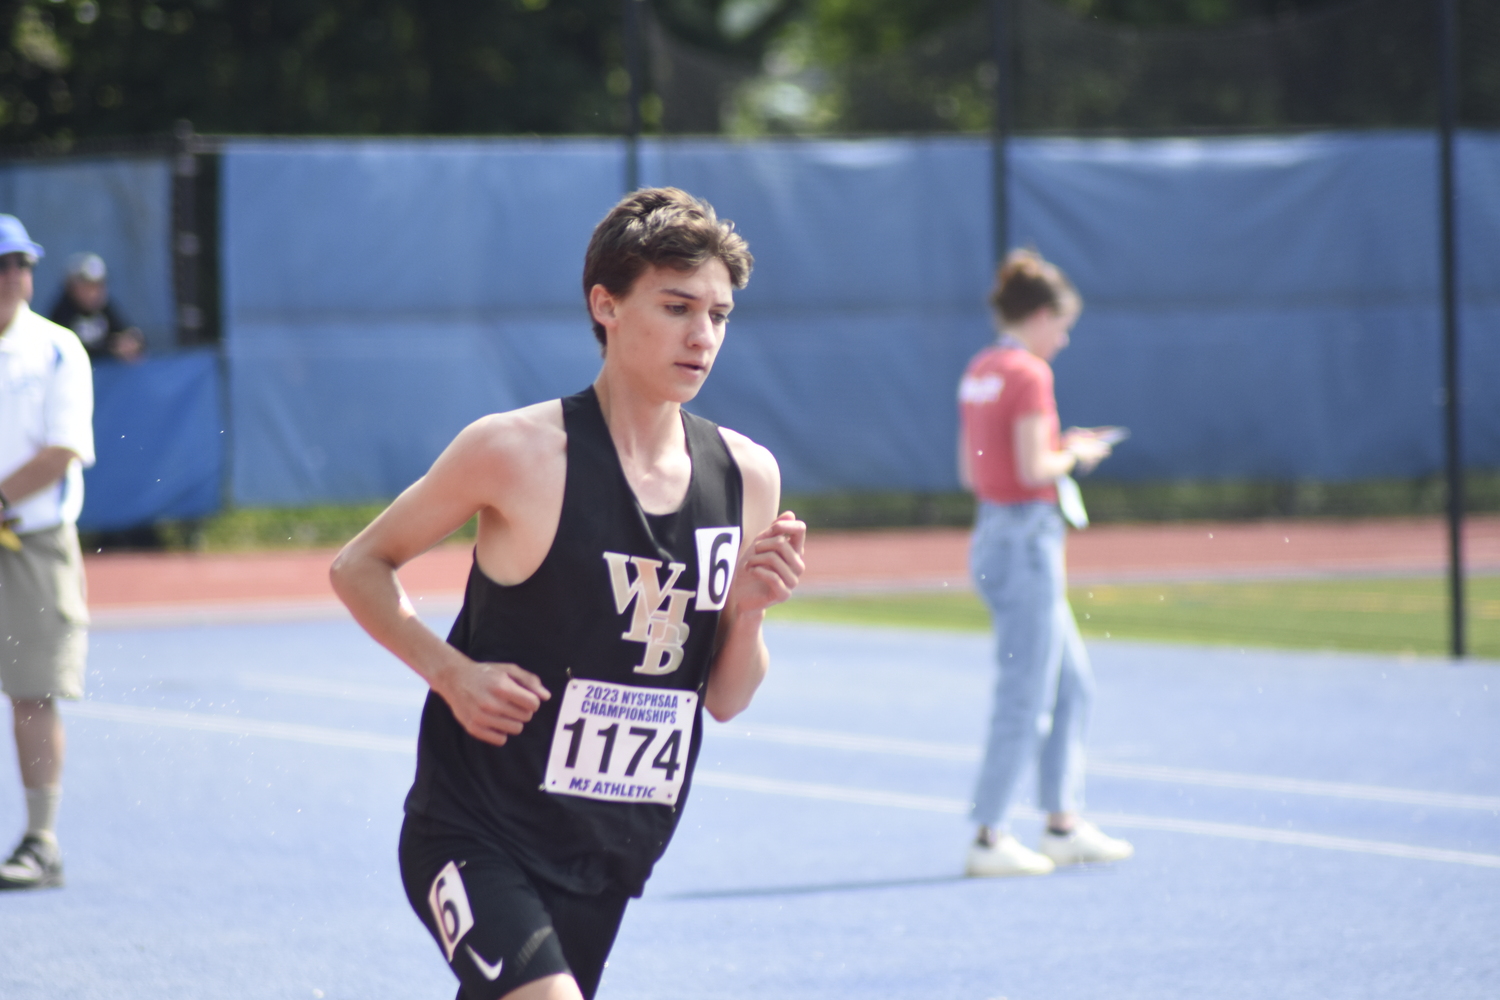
top-left (543, 678), bottom-right (696, 806)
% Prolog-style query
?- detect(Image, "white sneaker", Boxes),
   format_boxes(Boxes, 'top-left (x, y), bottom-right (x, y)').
top-left (965, 834), bottom-right (1056, 877)
top-left (1038, 821), bottom-right (1134, 866)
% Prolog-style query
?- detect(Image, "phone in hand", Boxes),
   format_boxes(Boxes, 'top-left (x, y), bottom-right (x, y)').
top-left (1091, 426), bottom-right (1130, 446)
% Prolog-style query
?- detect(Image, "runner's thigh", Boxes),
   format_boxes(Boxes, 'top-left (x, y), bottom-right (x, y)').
top-left (399, 817), bottom-right (627, 1000)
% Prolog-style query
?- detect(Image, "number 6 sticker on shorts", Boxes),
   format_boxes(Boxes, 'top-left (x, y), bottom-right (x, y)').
top-left (544, 679), bottom-right (697, 806)
top-left (694, 526), bottom-right (740, 611)
top-left (427, 861), bottom-right (474, 962)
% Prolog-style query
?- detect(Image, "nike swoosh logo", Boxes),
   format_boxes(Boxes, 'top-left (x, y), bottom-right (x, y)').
top-left (466, 944), bottom-right (504, 982)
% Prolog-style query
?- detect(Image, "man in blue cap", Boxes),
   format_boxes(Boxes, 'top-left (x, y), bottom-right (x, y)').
top-left (0, 214), bottom-right (95, 890)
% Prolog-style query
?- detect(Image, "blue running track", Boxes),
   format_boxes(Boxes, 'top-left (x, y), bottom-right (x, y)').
top-left (1, 616), bottom-right (1495, 999)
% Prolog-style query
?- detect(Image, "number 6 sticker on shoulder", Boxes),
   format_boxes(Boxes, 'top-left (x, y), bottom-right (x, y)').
top-left (544, 678), bottom-right (696, 805)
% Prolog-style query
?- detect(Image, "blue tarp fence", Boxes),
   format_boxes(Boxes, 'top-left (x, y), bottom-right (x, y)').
top-left (81, 350), bottom-right (223, 531)
top-left (0, 153), bottom-right (214, 529)
top-left (0, 155), bottom-right (176, 353)
top-left (7, 132), bottom-right (1497, 524)
top-left (221, 132), bottom-right (1500, 506)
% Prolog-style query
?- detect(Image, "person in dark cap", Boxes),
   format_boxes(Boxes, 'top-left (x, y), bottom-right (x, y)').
top-left (0, 213), bottom-right (95, 891)
top-left (49, 251), bottom-right (145, 363)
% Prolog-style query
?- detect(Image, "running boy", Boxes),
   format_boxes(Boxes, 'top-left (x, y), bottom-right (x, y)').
top-left (331, 188), bottom-right (805, 1000)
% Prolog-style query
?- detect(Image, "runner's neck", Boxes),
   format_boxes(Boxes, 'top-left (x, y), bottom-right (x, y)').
top-left (592, 377), bottom-right (692, 516)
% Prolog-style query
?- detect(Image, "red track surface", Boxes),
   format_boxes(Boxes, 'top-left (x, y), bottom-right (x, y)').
top-left (800, 515), bottom-right (1500, 590)
top-left (84, 515), bottom-right (1500, 617)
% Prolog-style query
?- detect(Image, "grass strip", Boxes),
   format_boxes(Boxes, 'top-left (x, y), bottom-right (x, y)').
top-left (772, 576), bottom-right (1500, 659)
top-left (129, 469), bottom-right (1500, 550)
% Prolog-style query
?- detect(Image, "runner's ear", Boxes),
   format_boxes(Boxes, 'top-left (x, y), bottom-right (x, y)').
top-left (588, 284), bottom-right (618, 326)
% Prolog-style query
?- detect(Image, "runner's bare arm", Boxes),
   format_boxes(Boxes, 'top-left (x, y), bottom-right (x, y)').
top-left (330, 404), bottom-right (564, 746)
top-left (703, 430), bottom-right (805, 722)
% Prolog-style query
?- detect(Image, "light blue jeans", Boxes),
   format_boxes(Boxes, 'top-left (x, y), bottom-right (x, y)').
top-left (969, 501), bottom-right (1095, 829)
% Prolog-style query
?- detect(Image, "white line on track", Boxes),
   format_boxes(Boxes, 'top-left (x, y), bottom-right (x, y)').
top-left (238, 672), bottom-right (428, 706)
top-left (164, 675), bottom-right (1500, 814)
top-left (1084, 810), bottom-right (1500, 869)
top-left (695, 771), bottom-right (969, 815)
top-left (710, 722), bottom-right (1500, 813)
top-left (104, 677), bottom-right (1499, 814)
top-left (67, 700), bottom-right (1500, 870)
top-left (693, 772), bottom-right (1500, 870)
top-left (68, 702), bottom-right (415, 754)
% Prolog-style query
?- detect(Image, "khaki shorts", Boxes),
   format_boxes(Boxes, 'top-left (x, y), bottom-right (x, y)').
top-left (0, 522), bottom-right (88, 701)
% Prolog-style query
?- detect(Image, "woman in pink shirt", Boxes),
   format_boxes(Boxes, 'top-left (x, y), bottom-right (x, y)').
top-left (957, 249), bottom-right (1133, 877)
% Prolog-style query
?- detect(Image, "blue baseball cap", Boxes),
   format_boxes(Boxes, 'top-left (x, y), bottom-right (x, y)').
top-left (0, 215), bottom-right (44, 261)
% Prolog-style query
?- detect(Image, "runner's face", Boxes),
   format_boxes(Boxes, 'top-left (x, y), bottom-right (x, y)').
top-left (596, 260), bottom-right (734, 402)
top-left (1022, 300), bottom-right (1078, 362)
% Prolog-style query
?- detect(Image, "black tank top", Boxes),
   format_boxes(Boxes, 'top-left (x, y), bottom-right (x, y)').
top-left (405, 387), bottom-right (745, 896)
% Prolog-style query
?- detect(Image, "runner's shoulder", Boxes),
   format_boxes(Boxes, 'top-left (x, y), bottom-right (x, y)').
top-left (449, 399), bottom-right (566, 475)
top-left (716, 426), bottom-right (780, 497)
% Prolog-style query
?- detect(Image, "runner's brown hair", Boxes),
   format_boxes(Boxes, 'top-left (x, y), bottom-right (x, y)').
top-left (990, 248), bottom-right (1079, 326)
top-left (584, 187), bottom-right (752, 349)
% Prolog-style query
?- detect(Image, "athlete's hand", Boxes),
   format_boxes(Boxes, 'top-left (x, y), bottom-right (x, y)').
top-left (1062, 429), bottom-right (1112, 475)
top-left (729, 511), bottom-right (806, 616)
top-left (436, 658), bottom-right (551, 747)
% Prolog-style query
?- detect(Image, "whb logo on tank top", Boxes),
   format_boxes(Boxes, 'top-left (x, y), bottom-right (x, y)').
top-left (602, 526), bottom-right (741, 675)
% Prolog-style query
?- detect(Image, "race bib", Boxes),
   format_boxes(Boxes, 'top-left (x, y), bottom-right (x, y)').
top-left (543, 678), bottom-right (696, 806)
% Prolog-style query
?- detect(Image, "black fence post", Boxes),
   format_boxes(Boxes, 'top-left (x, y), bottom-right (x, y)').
top-left (172, 120), bottom-right (203, 348)
top-left (623, 0), bottom-right (644, 193)
top-left (990, 0), bottom-right (1011, 264)
top-left (1437, 0), bottom-right (1465, 659)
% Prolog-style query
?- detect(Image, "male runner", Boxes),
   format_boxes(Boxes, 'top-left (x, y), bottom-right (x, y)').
top-left (331, 187), bottom-right (806, 1000)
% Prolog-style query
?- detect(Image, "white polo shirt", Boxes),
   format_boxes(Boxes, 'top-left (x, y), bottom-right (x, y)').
top-left (0, 302), bottom-right (95, 532)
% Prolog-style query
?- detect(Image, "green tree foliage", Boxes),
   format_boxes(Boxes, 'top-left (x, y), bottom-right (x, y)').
top-left (797, 0), bottom-right (1493, 133)
top-left (0, 0), bottom-right (626, 144)
top-left (652, 0), bottom-right (806, 59)
top-left (810, 0), bottom-right (1341, 59)
top-left (793, 0), bottom-right (1361, 135)
top-left (638, 0), bottom-right (808, 133)
top-left (1051, 0), bottom-right (1332, 26)
top-left (1, 0), bottom-right (1491, 142)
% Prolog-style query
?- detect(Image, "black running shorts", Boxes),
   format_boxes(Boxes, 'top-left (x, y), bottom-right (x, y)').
top-left (399, 815), bottom-right (630, 1000)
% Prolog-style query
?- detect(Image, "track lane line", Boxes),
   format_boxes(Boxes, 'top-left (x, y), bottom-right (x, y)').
top-left (238, 672), bottom-right (428, 706)
top-left (68, 702), bottom-right (1500, 869)
top-left (693, 772), bottom-right (1500, 870)
top-left (710, 722), bottom-right (1500, 812)
top-left (89, 688), bottom-right (1498, 814)
top-left (69, 702), bottom-right (415, 754)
